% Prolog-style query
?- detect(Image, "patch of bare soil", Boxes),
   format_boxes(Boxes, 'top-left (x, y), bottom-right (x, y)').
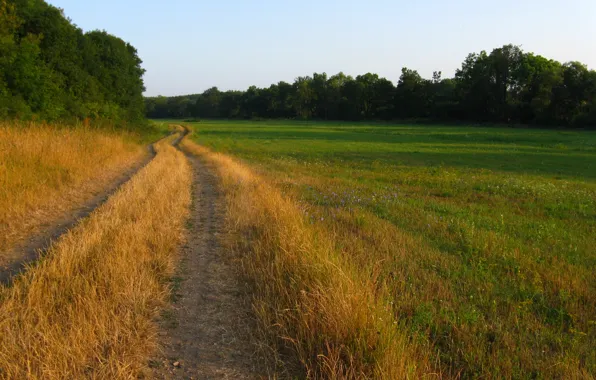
top-left (151, 152), bottom-right (266, 379)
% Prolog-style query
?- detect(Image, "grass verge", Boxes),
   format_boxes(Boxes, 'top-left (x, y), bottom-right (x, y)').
top-left (0, 133), bottom-right (191, 378)
top-left (0, 121), bottom-right (150, 253)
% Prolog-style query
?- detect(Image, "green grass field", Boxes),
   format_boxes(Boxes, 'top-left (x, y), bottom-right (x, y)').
top-left (185, 120), bottom-right (596, 377)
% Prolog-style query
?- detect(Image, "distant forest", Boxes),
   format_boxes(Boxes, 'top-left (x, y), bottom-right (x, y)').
top-left (147, 45), bottom-right (596, 127)
top-left (0, 0), bottom-right (146, 124)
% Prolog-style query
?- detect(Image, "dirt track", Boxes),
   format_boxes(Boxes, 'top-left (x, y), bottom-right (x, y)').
top-left (151, 148), bottom-right (264, 379)
top-left (1, 128), bottom-right (266, 378)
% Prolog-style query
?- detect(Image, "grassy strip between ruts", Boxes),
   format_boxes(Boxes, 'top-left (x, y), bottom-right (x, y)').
top-left (0, 121), bottom-right (150, 253)
top-left (182, 139), bottom-right (434, 379)
top-left (0, 133), bottom-right (191, 378)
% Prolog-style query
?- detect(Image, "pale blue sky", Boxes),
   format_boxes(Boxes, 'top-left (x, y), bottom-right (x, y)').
top-left (48, 0), bottom-right (596, 96)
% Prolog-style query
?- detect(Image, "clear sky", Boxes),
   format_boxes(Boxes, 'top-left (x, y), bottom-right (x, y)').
top-left (47, 0), bottom-right (596, 97)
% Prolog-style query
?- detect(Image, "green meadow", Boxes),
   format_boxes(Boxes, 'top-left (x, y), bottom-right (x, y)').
top-left (186, 120), bottom-right (596, 377)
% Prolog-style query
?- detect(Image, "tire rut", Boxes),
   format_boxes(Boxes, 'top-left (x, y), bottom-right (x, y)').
top-left (152, 150), bottom-right (265, 379)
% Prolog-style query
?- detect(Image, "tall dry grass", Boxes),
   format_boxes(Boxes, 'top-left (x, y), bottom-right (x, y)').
top-left (182, 140), bottom-right (435, 379)
top-left (0, 134), bottom-right (191, 379)
top-left (0, 121), bottom-right (146, 253)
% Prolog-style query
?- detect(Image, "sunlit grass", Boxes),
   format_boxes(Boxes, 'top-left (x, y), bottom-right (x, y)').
top-left (0, 133), bottom-right (191, 378)
top-left (0, 121), bottom-right (152, 253)
top-left (186, 120), bottom-right (596, 378)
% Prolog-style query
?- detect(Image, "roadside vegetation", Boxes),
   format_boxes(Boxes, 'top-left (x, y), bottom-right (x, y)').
top-left (185, 120), bottom-right (596, 378)
top-left (0, 121), bottom-right (160, 253)
top-left (0, 133), bottom-right (191, 378)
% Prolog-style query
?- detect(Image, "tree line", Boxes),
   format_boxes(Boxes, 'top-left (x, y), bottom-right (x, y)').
top-left (0, 0), bottom-right (146, 124)
top-left (147, 45), bottom-right (596, 127)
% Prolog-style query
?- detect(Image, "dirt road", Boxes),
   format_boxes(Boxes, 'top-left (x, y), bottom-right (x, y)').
top-left (1, 127), bottom-right (266, 377)
top-left (151, 151), bottom-right (264, 379)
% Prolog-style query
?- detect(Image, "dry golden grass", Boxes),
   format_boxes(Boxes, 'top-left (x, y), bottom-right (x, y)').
top-left (0, 134), bottom-right (191, 379)
top-left (182, 139), bottom-right (435, 379)
top-left (0, 121), bottom-right (146, 253)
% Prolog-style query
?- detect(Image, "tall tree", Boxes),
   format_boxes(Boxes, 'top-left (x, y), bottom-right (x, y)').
top-left (293, 76), bottom-right (315, 119)
top-left (489, 44), bottom-right (524, 121)
top-left (311, 72), bottom-right (329, 119)
top-left (395, 68), bottom-right (426, 118)
top-left (195, 87), bottom-right (221, 118)
top-left (515, 54), bottom-right (562, 123)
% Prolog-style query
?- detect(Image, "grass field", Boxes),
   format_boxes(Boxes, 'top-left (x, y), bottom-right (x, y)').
top-left (185, 120), bottom-right (596, 378)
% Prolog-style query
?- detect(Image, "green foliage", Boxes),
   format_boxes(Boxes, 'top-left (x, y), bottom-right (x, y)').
top-left (148, 44), bottom-right (596, 128)
top-left (0, 0), bottom-right (145, 124)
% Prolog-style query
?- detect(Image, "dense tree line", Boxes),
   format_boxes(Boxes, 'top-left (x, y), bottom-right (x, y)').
top-left (0, 0), bottom-right (146, 123)
top-left (147, 44), bottom-right (596, 127)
